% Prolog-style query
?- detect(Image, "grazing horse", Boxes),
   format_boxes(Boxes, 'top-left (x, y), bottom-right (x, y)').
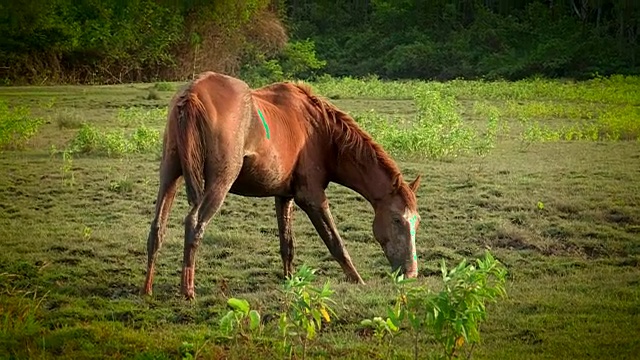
top-left (142, 71), bottom-right (422, 300)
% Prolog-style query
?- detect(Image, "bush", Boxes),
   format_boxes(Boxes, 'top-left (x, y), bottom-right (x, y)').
top-left (68, 124), bottom-right (160, 157)
top-left (240, 39), bottom-right (326, 87)
top-left (361, 251), bottom-right (508, 360)
top-left (0, 101), bottom-right (44, 151)
top-left (352, 89), bottom-right (496, 160)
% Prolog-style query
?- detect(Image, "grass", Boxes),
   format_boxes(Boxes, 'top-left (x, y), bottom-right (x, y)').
top-left (0, 76), bottom-right (639, 359)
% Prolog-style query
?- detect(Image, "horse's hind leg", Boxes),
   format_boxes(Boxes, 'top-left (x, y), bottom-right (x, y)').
top-left (142, 150), bottom-right (181, 296)
top-left (181, 159), bottom-right (242, 300)
top-left (275, 196), bottom-right (295, 278)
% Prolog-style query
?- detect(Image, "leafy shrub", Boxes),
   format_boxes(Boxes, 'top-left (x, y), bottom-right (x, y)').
top-left (153, 82), bottom-right (175, 91)
top-left (0, 101), bottom-right (44, 151)
top-left (241, 39), bottom-right (326, 87)
top-left (279, 40), bottom-right (327, 79)
top-left (353, 90), bottom-right (496, 159)
top-left (117, 107), bottom-right (167, 127)
top-left (278, 265), bottom-right (336, 360)
top-left (361, 251), bottom-right (508, 360)
top-left (68, 124), bottom-right (160, 157)
top-left (219, 298), bottom-right (262, 341)
top-left (241, 58), bottom-right (285, 88)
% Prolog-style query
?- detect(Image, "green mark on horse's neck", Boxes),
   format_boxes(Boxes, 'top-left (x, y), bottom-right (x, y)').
top-left (257, 108), bottom-right (270, 140)
top-left (408, 214), bottom-right (418, 261)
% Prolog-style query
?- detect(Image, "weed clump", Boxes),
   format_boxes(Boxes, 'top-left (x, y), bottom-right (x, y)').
top-left (153, 82), bottom-right (175, 91)
top-left (0, 100), bottom-right (44, 151)
top-left (146, 89), bottom-right (161, 100)
top-left (353, 90), bottom-right (501, 159)
top-left (55, 109), bottom-right (84, 129)
top-left (68, 123), bottom-right (160, 157)
top-left (117, 107), bottom-right (167, 128)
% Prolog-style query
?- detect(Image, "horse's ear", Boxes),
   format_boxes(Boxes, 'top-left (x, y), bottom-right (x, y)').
top-left (408, 175), bottom-right (421, 193)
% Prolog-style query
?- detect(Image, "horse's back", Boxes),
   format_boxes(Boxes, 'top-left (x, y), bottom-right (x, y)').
top-left (229, 82), bottom-right (315, 197)
top-left (189, 72), bottom-right (252, 112)
top-left (178, 71), bottom-right (255, 146)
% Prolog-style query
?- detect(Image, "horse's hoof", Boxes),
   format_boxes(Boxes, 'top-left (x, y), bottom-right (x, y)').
top-left (181, 287), bottom-right (196, 301)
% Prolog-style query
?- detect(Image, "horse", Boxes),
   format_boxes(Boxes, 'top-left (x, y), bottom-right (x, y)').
top-left (142, 71), bottom-right (422, 300)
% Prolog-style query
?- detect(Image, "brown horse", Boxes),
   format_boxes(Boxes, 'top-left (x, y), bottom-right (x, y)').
top-left (142, 71), bottom-right (422, 300)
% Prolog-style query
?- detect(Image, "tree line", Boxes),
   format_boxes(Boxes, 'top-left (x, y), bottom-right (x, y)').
top-left (1, 0), bottom-right (638, 85)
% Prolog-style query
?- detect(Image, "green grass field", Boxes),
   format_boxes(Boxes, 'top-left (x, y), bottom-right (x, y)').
top-left (1, 76), bottom-right (639, 359)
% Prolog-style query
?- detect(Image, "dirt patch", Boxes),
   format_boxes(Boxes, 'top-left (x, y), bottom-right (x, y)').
top-left (491, 225), bottom-right (540, 252)
top-left (494, 236), bottom-right (539, 251)
top-left (511, 329), bottom-right (543, 345)
top-left (49, 245), bottom-right (68, 253)
top-left (54, 257), bottom-right (81, 266)
top-left (605, 208), bottom-right (637, 225)
top-left (69, 249), bottom-right (96, 257)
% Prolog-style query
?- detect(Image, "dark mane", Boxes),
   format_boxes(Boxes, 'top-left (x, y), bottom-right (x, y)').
top-left (292, 82), bottom-right (417, 209)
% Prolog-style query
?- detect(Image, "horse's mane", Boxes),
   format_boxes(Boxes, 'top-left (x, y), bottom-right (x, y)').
top-left (292, 82), bottom-right (417, 208)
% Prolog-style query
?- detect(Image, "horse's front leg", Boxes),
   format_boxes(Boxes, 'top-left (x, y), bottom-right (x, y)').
top-left (294, 192), bottom-right (365, 284)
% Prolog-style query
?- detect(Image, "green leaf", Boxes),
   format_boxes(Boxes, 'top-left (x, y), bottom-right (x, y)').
top-left (311, 308), bottom-right (322, 327)
top-left (386, 317), bottom-right (399, 332)
top-left (249, 310), bottom-right (261, 331)
top-left (408, 312), bottom-right (421, 328)
top-left (219, 311), bottom-right (236, 335)
top-left (227, 297), bottom-right (250, 314)
top-left (387, 307), bottom-right (401, 327)
top-left (306, 321), bottom-right (316, 339)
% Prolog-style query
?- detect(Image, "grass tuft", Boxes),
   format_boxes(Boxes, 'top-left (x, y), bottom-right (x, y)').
top-left (55, 109), bottom-right (85, 129)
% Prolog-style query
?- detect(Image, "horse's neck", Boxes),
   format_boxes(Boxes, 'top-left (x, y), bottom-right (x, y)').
top-left (333, 157), bottom-right (394, 207)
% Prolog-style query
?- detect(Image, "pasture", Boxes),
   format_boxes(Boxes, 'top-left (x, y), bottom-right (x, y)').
top-left (1, 76), bottom-right (639, 359)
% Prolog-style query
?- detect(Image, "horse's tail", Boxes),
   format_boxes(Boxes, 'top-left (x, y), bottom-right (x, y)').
top-left (172, 91), bottom-right (209, 205)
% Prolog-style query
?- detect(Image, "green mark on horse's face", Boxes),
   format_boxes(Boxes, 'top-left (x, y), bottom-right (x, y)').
top-left (408, 214), bottom-right (418, 261)
top-left (257, 108), bottom-right (270, 140)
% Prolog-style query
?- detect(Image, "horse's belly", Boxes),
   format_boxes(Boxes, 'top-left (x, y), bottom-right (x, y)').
top-left (229, 153), bottom-right (292, 197)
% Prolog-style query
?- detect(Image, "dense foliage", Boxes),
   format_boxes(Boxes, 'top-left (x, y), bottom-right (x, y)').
top-left (0, 0), bottom-right (289, 84)
top-left (1, 0), bottom-right (638, 84)
top-left (289, 0), bottom-right (640, 80)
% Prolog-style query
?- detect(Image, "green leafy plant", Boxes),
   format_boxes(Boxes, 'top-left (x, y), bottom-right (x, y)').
top-left (61, 149), bottom-right (75, 187)
top-left (0, 101), bottom-right (44, 151)
top-left (116, 107), bottom-right (167, 128)
top-left (418, 252), bottom-right (507, 359)
top-left (278, 265), bottom-right (336, 360)
top-left (279, 39), bottom-right (327, 79)
top-left (359, 316), bottom-right (399, 358)
top-left (365, 251), bottom-right (508, 360)
top-left (219, 297), bottom-right (262, 342)
top-left (153, 82), bottom-right (175, 91)
top-left (352, 89), bottom-right (493, 160)
top-left (67, 123), bottom-right (160, 157)
top-left (178, 341), bottom-right (195, 360)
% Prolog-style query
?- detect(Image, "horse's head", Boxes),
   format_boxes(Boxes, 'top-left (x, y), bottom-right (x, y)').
top-left (372, 175), bottom-right (422, 279)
